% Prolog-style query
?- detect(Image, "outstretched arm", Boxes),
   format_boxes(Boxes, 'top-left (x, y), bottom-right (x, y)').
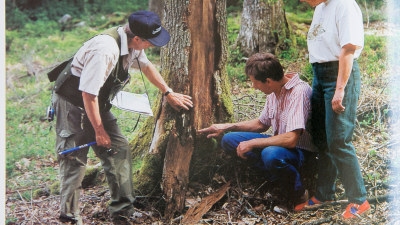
top-left (142, 62), bottom-right (193, 111)
top-left (197, 119), bottom-right (268, 139)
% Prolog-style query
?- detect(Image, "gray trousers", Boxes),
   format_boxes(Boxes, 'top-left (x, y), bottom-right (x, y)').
top-left (54, 94), bottom-right (134, 220)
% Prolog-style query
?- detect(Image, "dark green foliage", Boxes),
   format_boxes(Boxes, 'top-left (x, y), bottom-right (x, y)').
top-left (227, 0), bottom-right (244, 14)
top-left (283, 0), bottom-right (312, 12)
top-left (5, 4), bottom-right (30, 30)
top-left (6, 0), bottom-right (148, 30)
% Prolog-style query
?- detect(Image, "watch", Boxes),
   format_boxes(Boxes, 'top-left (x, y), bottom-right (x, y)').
top-left (164, 88), bottom-right (173, 96)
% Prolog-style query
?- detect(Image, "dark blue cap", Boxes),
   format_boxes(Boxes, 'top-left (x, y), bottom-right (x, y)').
top-left (128, 11), bottom-right (170, 47)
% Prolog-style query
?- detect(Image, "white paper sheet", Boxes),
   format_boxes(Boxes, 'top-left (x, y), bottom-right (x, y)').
top-left (111, 91), bottom-right (153, 116)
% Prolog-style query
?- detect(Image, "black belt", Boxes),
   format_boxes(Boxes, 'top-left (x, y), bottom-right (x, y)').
top-left (312, 59), bottom-right (357, 67)
top-left (311, 61), bottom-right (339, 67)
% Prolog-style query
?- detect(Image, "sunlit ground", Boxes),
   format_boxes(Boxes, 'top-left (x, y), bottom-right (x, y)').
top-left (388, 0), bottom-right (400, 223)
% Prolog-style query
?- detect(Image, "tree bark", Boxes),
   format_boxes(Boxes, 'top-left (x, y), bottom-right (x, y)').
top-left (130, 0), bottom-right (233, 220)
top-left (236, 0), bottom-right (290, 56)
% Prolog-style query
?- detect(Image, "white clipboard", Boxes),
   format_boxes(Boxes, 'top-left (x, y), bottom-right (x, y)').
top-left (111, 91), bottom-right (153, 116)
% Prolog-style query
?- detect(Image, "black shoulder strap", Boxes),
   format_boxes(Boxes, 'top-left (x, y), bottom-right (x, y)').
top-left (46, 26), bottom-right (121, 82)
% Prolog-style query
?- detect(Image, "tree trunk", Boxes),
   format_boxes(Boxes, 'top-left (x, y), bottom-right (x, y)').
top-left (148, 0), bottom-right (164, 18)
top-left (236, 0), bottom-right (290, 56)
top-left (130, 0), bottom-right (233, 220)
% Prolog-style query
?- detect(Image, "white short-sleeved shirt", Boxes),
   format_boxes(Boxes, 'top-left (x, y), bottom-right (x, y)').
top-left (258, 73), bottom-right (316, 152)
top-left (71, 27), bottom-right (150, 96)
top-left (307, 0), bottom-right (364, 63)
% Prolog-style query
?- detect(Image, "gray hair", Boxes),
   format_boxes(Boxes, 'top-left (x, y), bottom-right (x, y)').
top-left (123, 23), bottom-right (135, 39)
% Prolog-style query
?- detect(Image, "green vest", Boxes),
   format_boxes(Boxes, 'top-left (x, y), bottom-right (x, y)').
top-left (49, 26), bottom-right (130, 111)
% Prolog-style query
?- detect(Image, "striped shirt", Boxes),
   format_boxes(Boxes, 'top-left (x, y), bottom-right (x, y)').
top-left (259, 73), bottom-right (316, 152)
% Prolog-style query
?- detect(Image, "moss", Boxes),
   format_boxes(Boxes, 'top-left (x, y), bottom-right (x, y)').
top-left (130, 97), bottom-right (173, 196)
top-left (50, 181), bottom-right (60, 195)
top-left (132, 157), bottom-right (143, 172)
top-left (220, 84), bottom-right (234, 121)
top-left (82, 166), bottom-right (100, 188)
top-left (130, 116), bottom-right (156, 158)
top-left (133, 153), bottom-right (163, 196)
top-left (216, 68), bottom-right (235, 123)
top-left (32, 188), bottom-right (50, 199)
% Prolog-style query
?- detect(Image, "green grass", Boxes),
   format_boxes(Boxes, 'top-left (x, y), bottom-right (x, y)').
top-left (285, 12), bottom-right (313, 24)
top-left (359, 35), bottom-right (387, 79)
top-left (6, 75), bottom-right (54, 176)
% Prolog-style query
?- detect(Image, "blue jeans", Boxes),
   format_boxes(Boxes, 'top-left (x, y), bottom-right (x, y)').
top-left (221, 132), bottom-right (305, 197)
top-left (311, 61), bottom-right (367, 204)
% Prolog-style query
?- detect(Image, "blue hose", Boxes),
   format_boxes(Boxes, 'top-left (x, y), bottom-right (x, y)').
top-left (58, 141), bottom-right (97, 155)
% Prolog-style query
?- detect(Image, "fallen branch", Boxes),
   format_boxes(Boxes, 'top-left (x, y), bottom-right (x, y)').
top-left (182, 181), bottom-right (231, 224)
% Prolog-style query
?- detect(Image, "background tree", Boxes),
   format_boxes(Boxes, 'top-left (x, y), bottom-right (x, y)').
top-left (130, 0), bottom-right (233, 220)
top-left (5, 0), bottom-right (148, 30)
top-left (361, 0), bottom-right (386, 28)
top-left (237, 0), bottom-right (290, 56)
top-left (148, 0), bottom-right (164, 18)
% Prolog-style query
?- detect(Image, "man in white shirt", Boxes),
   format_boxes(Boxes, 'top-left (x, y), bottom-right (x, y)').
top-left (52, 11), bottom-right (193, 224)
top-left (297, 0), bottom-right (370, 219)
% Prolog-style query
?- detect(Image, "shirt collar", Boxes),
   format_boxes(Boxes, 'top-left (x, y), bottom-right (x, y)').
top-left (117, 26), bottom-right (129, 56)
top-left (283, 73), bottom-right (301, 90)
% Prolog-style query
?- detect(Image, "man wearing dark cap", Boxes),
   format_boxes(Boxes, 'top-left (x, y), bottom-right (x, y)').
top-left (51, 11), bottom-right (193, 224)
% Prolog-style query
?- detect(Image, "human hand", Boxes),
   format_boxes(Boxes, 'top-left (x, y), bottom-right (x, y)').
top-left (236, 140), bottom-right (253, 159)
top-left (197, 124), bottom-right (227, 138)
top-left (332, 89), bottom-right (345, 114)
top-left (95, 128), bottom-right (111, 149)
top-left (166, 92), bottom-right (193, 111)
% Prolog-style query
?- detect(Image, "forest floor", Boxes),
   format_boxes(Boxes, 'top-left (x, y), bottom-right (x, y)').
top-left (5, 81), bottom-right (395, 225)
top-left (5, 21), bottom-right (398, 225)
top-left (5, 92), bottom-right (395, 225)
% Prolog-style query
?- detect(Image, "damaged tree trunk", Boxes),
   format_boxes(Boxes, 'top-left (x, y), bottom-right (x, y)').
top-left (161, 0), bottom-right (231, 219)
top-left (130, 0), bottom-right (233, 221)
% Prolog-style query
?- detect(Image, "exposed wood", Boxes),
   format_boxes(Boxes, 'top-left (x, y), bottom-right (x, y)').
top-left (162, 129), bottom-right (194, 218)
top-left (124, 0), bottom-right (231, 220)
top-left (161, 0), bottom-right (224, 219)
top-left (182, 181), bottom-right (231, 224)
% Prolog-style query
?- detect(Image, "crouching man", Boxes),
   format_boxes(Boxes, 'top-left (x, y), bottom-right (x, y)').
top-left (198, 53), bottom-right (315, 211)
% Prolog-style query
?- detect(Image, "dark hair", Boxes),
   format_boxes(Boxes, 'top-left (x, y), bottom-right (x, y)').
top-left (245, 53), bottom-right (284, 82)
